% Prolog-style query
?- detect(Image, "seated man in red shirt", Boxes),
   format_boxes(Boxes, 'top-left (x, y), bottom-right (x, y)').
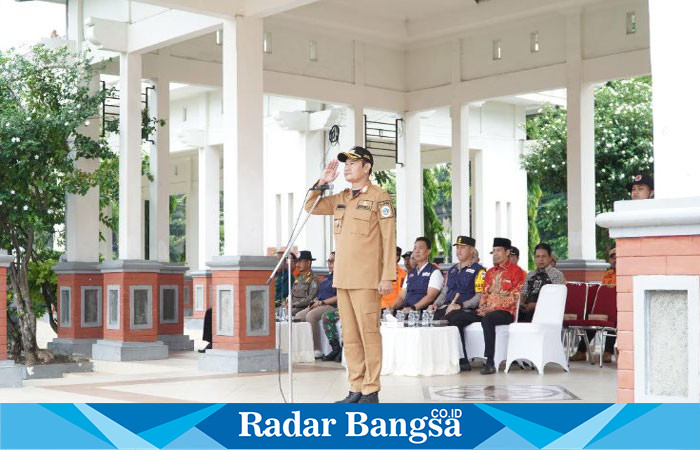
top-left (478, 237), bottom-right (525, 374)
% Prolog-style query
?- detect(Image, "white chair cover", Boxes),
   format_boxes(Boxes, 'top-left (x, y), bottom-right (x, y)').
top-left (464, 323), bottom-right (509, 371)
top-left (505, 284), bottom-right (569, 374)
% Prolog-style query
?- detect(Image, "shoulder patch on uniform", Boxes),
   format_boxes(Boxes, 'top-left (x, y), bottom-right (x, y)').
top-left (378, 200), bottom-right (394, 219)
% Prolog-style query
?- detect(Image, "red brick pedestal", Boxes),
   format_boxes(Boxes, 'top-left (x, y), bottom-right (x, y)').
top-left (190, 271), bottom-right (212, 319)
top-left (49, 262), bottom-right (103, 357)
top-left (183, 274), bottom-right (194, 317)
top-left (92, 260), bottom-right (169, 361)
top-left (198, 256), bottom-right (284, 372)
top-left (598, 197), bottom-right (700, 402)
top-left (0, 254), bottom-right (23, 387)
top-left (157, 264), bottom-right (193, 351)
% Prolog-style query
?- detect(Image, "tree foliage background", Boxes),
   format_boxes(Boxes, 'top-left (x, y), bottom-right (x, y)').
top-left (374, 164), bottom-right (452, 261)
top-left (523, 76), bottom-right (653, 261)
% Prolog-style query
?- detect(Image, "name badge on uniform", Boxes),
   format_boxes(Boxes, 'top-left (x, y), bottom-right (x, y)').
top-left (467, 269), bottom-right (475, 273)
top-left (421, 272), bottom-right (431, 277)
top-left (357, 200), bottom-right (373, 211)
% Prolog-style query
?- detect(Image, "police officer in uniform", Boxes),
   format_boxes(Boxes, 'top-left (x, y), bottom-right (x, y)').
top-left (288, 251), bottom-right (319, 316)
top-left (305, 146), bottom-right (396, 403)
top-left (428, 235), bottom-right (485, 371)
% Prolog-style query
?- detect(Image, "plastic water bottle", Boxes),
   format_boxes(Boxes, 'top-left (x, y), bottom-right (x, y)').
top-left (422, 310), bottom-right (432, 327)
top-left (407, 311), bottom-right (417, 327)
top-left (395, 310), bottom-right (405, 323)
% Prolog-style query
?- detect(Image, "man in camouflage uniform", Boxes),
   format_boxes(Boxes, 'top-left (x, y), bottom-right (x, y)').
top-left (321, 309), bottom-right (341, 361)
top-left (287, 251), bottom-right (319, 316)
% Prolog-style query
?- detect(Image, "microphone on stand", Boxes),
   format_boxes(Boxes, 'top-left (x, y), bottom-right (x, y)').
top-left (311, 183), bottom-right (333, 192)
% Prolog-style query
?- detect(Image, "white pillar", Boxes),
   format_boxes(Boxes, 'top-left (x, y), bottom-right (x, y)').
top-left (353, 105), bottom-right (365, 148)
top-left (118, 52), bottom-right (144, 260)
top-left (565, 12), bottom-right (596, 260)
top-left (396, 111), bottom-right (423, 250)
top-left (649, 0), bottom-right (700, 198)
top-left (198, 146), bottom-right (221, 270)
top-left (222, 17), bottom-right (264, 256)
top-left (148, 78), bottom-right (170, 262)
top-left (65, 74), bottom-right (100, 263)
top-left (450, 103), bottom-right (470, 260)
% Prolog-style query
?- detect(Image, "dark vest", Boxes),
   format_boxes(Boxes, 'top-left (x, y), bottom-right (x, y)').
top-left (525, 270), bottom-right (552, 304)
top-left (445, 262), bottom-right (485, 305)
top-left (405, 263), bottom-right (438, 306)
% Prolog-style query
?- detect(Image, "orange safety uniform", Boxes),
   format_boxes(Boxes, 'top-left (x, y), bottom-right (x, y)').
top-left (602, 268), bottom-right (616, 286)
top-left (380, 266), bottom-right (407, 309)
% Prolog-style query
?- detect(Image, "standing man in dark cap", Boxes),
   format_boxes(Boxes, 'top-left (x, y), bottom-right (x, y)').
top-left (478, 237), bottom-right (525, 374)
top-left (628, 174), bottom-right (654, 200)
top-left (428, 235), bottom-right (486, 371)
top-left (305, 146), bottom-right (396, 403)
top-left (287, 250), bottom-right (319, 316)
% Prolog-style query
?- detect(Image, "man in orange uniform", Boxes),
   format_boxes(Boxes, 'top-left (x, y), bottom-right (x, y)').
top-left (478, 237), bottom-right (525, 374)
top-left (602, 247), bottom-right (616, 285)
top-left (380, 247), bottom-right (407, 310)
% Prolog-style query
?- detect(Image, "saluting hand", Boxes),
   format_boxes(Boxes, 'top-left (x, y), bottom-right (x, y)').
top-left (319, 160), bottom-right (340, 185)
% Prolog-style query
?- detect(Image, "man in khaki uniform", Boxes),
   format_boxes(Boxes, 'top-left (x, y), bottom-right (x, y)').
top-left (305, 146), bottom-right (396, 403)
top-left (288, 250), bottom-right (319, 316)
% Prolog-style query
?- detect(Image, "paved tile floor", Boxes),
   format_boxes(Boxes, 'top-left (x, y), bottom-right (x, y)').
top-left (0, 319), bottom-right (617, 403)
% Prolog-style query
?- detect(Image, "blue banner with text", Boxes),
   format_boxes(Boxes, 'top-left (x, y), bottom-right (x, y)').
top-left (1, 403), bottom-right (699, 449)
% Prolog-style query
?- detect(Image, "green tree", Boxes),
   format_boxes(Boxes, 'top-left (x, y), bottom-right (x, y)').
top-left (522, 76), bottom-right (653, 259)
top-left (374, 166), bottom-right (452, 261)
top-left (0, 45), bottom-right (112, 364)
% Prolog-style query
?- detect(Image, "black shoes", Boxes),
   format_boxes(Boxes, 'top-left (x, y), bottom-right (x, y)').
top-left (322, 340), bottom-right (342, 361)
top-left (459, 358), bottom-right (472, 372)
top-left (480, 363), bottom-right (496, 375)
top-left (358, 392), bottom-right (379, 403)
top-left (335, 391), bottom-right (362, 403)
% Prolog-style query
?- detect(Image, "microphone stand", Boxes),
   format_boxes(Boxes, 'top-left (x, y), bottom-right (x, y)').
top-left (266, 189), bottom-right (325, 403)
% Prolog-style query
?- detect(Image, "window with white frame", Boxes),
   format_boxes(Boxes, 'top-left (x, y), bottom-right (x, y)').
top-left (107, 285), bottom-right (120, 330)
top-left (195, 285), bottom-right (204, 311)
top-left (81, 286), bottom-right (102, 327)
top-left (59, 287), bottom-right (71, 327)
top-left (160, 285), bottom-right (179, 324)
top-left (217, 285), bottom-right (234, 336)
top-left (130, 285), bottom-right (153, 330)
top-left (184, 286), bottom-right (190, 305)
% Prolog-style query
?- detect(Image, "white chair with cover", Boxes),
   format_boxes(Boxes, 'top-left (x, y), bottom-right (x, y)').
top-left (504, 284), bottom-right (569, 375)
top-left (464, 322), bottom-right (509, 371)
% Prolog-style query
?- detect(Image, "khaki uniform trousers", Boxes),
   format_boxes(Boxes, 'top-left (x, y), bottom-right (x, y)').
top-left (337, 288), bottom-right (382, 395)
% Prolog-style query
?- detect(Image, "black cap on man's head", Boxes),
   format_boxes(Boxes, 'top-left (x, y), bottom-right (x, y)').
top-left (453, 236), bottom-right (476, 247)
top-left (492, 237), bottom-right (512, 249)
top-left (627, 173), bottom-right (654, 191)
top-left (297, 250), bottom-right (316, 261)
top-left (338, 146), bottom-right (374, 167)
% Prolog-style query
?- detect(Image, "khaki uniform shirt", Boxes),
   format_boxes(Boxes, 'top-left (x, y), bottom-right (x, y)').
top-left (305, 182), bottom-right (397, 289)
top-left (291, 271), bottom-right (319, 310)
